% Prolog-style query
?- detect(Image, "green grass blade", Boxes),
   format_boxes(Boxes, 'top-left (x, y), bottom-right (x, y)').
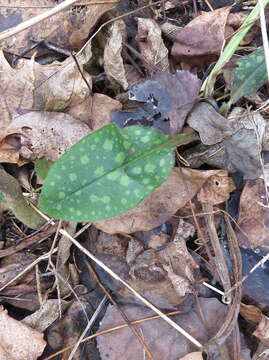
top-left (203, 0), bottom-right (269, 97)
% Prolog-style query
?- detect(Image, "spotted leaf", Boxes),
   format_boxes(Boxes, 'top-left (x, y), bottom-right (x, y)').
top-left (230, 46), bottom-right (267, 105)
top-left (38, 124), bottom-right (197, 221)
top-left (35, 158), bottom-right (53, 180)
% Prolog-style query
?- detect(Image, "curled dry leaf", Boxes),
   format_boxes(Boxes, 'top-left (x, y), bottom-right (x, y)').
top-left (0, 111), bottom-right (90, 163)
top-left (0, 0), bottom-right (117, 53)
top-left (0, 307), bottom-right (46, 360)
top-left (187, 104), bottom-right (266, 179)
top-left (197, 170), bottom-right (235, 205)
top-left (113, 71), bottom-right (201, 135)
top-left (135, 18), bottom-right (169, 73)
top-left (253, 314), bottom-right (269, 346)
top-left (0, 42), bottom-right (92, 127)
top-left (104, 20), bottom-right (128, 90)
top-left (94, 168), bottom-right (230, 234)
top-left (171, 7), bottom-right (232, 69)
top-left (236, 179), bottom-right (269, 249)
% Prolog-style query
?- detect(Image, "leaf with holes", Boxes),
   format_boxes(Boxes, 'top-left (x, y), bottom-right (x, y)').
top-left (229, 46), bottom-right (267, 105)
top-left (38, 124), bottom-right (197, 221)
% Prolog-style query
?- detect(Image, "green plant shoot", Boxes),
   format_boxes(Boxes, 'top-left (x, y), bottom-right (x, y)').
top-left (38, 124), bottom-right (198, 222)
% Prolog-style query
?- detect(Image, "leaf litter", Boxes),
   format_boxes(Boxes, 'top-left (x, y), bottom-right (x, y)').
top-left (0, 1), bottom-right (269, 359)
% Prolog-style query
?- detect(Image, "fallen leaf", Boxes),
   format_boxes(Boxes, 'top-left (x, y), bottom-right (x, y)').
top-left (240, 303), bottom-right (262, 324)
top-left (97, 298), bottom-right (239, 360)
top-left (22, 299), bottom-right (69, 333)
top-left (253, 314), bottom-right (269, 346)
top-left (236, 179), bottom-right (269, 249)
top-left (0, 0), bottom-right (117, 53)
top-left (0, 307), bottom-right (46, 360)
top-left (197, 170), bottom-right (235, 205)
top-left (0, 110), bottom-right (90, 163)
top-left (178, 352), bottom-right (203, 360)
top-left (104, 20), bottom-right (128, 90)
top-left (90, 93), bottom-right (122, 129)
top-left (94, 168), bottom-right (229, 234)
top-left (135, 18), bottom-right (169, 74)
top-left (171, 7), bottom-right (232, 69)
top-left (113, 71), bottom-right (201, 135)
top-left (188, 104), bottom-right (266, 179)
top-left (0, 41), bottom-right (92, 126)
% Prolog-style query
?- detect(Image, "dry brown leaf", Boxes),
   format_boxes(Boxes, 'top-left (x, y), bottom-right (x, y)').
top-left (171, 7), bottom-right (232, 69)
top-left (240, 303), bottom-right (262, 324)
top-left (236, 179), bottom-right (269, 249)
top-left (97, 298), bottom-right (232, 360)
top-left (135, 18), bottom-right (169, 73)
top-left (178, 353), bottom-right (203, 360)
top-left (90, 93), bottom-right (122, 129)
top-left (0, 42), bottom-right (92, 126)
top-left (94, 168), bottom-right (230, 234)
top-left (22, 299), bottom-right (69, 332)
top-left (197, 170), bottom-right (235, 205)
top-left (104, 20), bottom-right (128, 90)
top-left (0, 307), bottom-right (46, 360)
top-left (253, 314), bottom-right (269, 346)
top-left (0, 0), bottom-right (117, 53)
top-left (0, 110), bottom-right (90, 163)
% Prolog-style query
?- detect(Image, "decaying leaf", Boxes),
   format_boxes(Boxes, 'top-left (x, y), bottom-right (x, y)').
top-left (0, 111), bottom-right (90, 163)
top-left (97, 298), bottom-right (240, 360)
top-left (253, 314), bottom-right (269, 346)
top-left (104, 20), bottom-right (128, 90)
top-left (0, 307), bottom-right (46, 360)
top-left (0, 0), bottom-right (117, 53)
top-left (0, 42), bottom-right (92, 126)
top-left (178, 353), bottom-right (203, 360)
top-left (236, 179), bottom-right (269, 249)
top-left (197, 170), bottom-right (235, 205)
top-left (171, 7), bottom-right (232, 69)
top-left (135, 18), bottom-right (169, 73)
top-left (113, 71), bottom-right (201, 135)
top-left (187, 104), bottom-right (267, 179)
top-left (22, 299), bottom-right (69, 332)
top-left (94, 168), bottom-right (232, 234)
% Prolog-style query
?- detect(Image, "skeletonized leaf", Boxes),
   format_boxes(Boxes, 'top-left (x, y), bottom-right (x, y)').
top-left (230, 46), bottom-right (267, 105)
top-left (39, 124), bottom-right (197, 222)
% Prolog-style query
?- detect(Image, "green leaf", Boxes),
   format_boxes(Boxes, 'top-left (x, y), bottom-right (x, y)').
top-left (229, 46), bottom-right (267, 105)
top-left (38, 124), bottom-right (197, 222)
top-left (35, 158), bottom-right (53, 180)
top-left (0, 192), bottom-right (5, 201)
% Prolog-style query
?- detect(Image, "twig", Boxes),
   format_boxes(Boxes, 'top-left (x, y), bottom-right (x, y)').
top-left (0, 225), bottom-right (57, 258)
